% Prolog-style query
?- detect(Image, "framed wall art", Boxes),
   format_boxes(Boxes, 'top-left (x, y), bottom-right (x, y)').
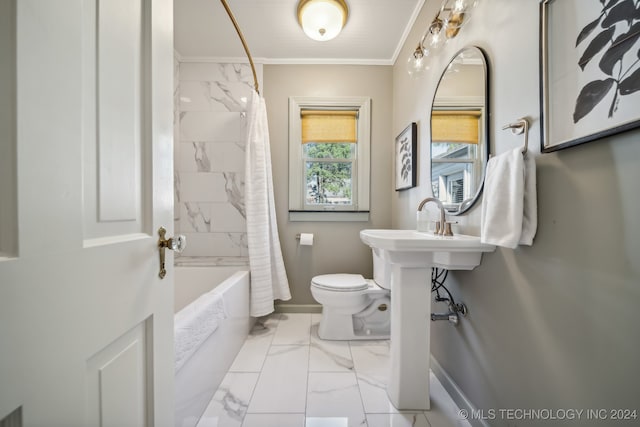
top-left (540, 0), bottom-right (640, 152)
top-left (395, 122), bottom-right (417, 191)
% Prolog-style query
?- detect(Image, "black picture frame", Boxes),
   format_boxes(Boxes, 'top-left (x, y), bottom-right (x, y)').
top-left (395, 122), bottom-right (417, 191)
top-left (540, 0), bottom-right (640, 153)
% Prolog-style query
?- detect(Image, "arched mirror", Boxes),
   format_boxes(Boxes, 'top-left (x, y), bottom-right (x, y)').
top-left (430, 46), bottom-right (489, 215)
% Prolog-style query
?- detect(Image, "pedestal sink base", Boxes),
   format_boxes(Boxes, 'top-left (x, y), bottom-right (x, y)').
top-left (387, 265), bottom-right (431, 410)
top-left (359, 230), bottom-right (495, 412)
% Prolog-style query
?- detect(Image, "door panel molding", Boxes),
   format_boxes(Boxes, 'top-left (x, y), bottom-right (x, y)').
top-left (82, 0), bottom-right (152, 242)
top-left (86, 318), bottom-right (152, 427)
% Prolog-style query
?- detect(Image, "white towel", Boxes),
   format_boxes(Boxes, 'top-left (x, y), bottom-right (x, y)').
top-left (519, 151), bottom-right (537, 245)
top-left (481, 147), bottom-right (537, 248)
top-left (245, 91), bottom-right (292, 317)
top-left (174, 291), bottom-right (226, 373)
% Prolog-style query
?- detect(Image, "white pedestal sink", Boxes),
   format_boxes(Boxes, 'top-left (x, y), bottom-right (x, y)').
top-left (359, 229), bottom-right (495, 410)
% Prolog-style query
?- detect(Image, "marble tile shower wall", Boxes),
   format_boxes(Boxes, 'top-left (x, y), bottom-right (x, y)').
top-left (174, 62), bottom-right (258, 265)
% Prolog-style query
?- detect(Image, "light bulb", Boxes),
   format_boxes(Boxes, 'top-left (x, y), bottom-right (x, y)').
top-left (425, 20), bottom-right (446, 50)
top-left (453, 0), bottom-right (472, 12)
top-left (443, 0), bottom-right (477, 14)
top-left (441, 0), bottom-right (479, 38)
top-left (407, 44), bottom-right (429, 78)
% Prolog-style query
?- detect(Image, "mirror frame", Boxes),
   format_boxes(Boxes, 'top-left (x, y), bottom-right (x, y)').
top-left (429, 46), bottom-right (490, 216)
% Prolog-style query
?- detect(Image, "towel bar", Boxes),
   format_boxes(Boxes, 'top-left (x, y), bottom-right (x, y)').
top-left (502, 118), bottom-right (529, 154)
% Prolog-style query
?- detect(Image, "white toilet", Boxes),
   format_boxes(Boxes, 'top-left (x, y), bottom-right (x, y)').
top-left (310, 249), bottom-right (391, 340)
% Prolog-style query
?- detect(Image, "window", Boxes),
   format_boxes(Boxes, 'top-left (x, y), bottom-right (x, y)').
top-left (304, 142), bottom-right (355, 207)
top-left (447, 172), bottom-right (465, 204)
top-left (431, 109), bottom-right (482, 211)
top-left (289, 97), bottom-right (371, 221)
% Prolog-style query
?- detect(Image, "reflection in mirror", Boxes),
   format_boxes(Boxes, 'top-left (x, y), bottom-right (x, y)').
top-left (430, 46), bottom-right (488, 215)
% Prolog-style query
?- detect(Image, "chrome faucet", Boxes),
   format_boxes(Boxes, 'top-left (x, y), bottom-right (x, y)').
top-left (417, 197), bottom-right (453, 236)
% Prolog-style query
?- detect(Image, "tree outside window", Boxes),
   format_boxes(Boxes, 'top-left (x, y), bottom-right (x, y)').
top-left (304, 142), bottom-right (354, 206)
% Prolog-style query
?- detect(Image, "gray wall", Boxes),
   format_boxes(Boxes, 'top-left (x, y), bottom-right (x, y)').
top-left (393, 0), bottom-right (640, 424)
top-left (0, 0), bottom-right (17, 257)
top-left (264, 64), bottom-right (393, 307)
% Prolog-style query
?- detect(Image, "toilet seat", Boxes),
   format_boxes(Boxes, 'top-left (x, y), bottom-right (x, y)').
top-left (311, 274), bottom-right (369, 292)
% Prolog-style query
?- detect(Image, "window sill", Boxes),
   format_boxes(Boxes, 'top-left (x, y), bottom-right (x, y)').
top-left (288, 211), bottom-right (370, 222)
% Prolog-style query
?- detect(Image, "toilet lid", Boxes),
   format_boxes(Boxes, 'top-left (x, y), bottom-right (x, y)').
top-left (311, 274), bottom-right (369, 291)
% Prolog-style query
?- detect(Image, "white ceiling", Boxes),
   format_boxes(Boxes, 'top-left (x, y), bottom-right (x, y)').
top-left (174, 0), bottom-right (426, 65)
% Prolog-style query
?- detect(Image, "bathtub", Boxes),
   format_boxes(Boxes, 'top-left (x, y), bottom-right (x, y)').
top-left (174, 266), bottom-right (251, 427)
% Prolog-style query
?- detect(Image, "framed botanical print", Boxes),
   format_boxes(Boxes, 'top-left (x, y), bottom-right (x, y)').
top-left (540, 0), bottom-right (640, 152)
top-left (395, 122), bottom-right (417, 191)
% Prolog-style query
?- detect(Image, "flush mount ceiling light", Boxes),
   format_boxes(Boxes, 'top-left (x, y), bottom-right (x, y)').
top-left (297, 0), bottom-right (349, 42)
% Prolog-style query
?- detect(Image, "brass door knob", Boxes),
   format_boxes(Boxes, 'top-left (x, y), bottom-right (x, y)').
top-left (158, 227), bottom-right (186, 279)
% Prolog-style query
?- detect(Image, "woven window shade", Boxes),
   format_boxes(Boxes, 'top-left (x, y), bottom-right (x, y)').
top-left (301, 110), bottom-right (358, 143)
top-left (431, 110), bottom-right (481, 144)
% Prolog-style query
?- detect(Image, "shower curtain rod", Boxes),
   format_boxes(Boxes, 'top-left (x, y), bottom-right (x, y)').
top-left (219, 0), bottom-right (260, 94)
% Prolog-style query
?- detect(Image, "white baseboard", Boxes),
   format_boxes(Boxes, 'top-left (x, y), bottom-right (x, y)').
top-left (431, 356), bottom-right (491, 427)
top-left (275, 303), bottom-right (322, 314)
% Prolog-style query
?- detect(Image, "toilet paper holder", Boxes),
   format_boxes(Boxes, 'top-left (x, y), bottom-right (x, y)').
top-left (295, 233), bottom-right (314, 245)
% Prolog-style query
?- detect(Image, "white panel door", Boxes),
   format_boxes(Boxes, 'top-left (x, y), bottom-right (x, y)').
top-left (0, 0), bottom-right (175, 426)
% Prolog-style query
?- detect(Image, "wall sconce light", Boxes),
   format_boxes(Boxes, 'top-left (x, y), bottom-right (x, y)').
top-left (423, 16), bottom-right (446, 51)
top-left (440, 0), bottom-right (477, 38)
top-left (297, 0), bottom-right (349, 42)
top-left (406, 0), bottom-right (478, 77)
top-left (407, 40), bottom-right (429, 78)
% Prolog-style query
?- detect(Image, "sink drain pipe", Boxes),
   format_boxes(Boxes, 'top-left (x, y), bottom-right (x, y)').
top-left (430, 268), bottom-right (467, 326)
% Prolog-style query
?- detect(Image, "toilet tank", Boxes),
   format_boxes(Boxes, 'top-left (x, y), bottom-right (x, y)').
top-left (372, 248), bottom-right (391, 290)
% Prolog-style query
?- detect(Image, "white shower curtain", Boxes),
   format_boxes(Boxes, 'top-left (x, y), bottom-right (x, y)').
top-left (245, 91), bottom-right (291, 317)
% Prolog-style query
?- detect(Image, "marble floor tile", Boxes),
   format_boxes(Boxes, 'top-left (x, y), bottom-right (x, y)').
top-left (306, 417), bottom-right (365, 427)
top-left (356, 372), bottom-right (399, 414)
top-left (311, 313), bottom-right (322, 322)
top-left (348, 340), bottom-right (390, 348)
top-left (229, 315), bottom-right (280, 372)
top-left (241, 413), bottom-right (305, 427)
top-left (350, 345), bottom-right (390, 379)
top-left (271, 313), bottom-right (312, 345)
top-left (197, 312), bottom-right (469, 427)
top-left (306, 373), bottom-right (367, 427)
top-left (247, 345), bottom-right (309, 413)
top-left (196, 372), bottom-right (259, 427)
top-left (309, 326), bottom-right (354, 372)
top-left (254, 313), bottom-right (282, 329)
top-left (365, 413), bottom-right (430, 427)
